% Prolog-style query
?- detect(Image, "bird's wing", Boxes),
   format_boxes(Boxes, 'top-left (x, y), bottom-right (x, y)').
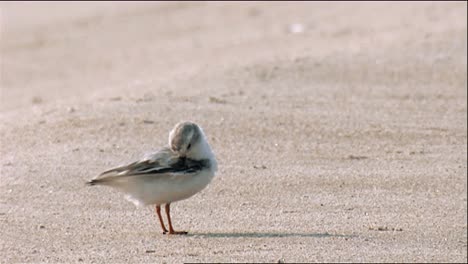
top-left (88, 147), bottom-right (208, 185)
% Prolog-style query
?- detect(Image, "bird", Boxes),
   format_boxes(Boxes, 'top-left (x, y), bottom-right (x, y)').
top-left (87, 121), bottom-right (217, 235)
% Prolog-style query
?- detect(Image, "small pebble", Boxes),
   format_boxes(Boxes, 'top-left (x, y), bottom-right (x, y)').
top-left (32, 96), bottom-right (43, 104)
top-left (288, 23), bottom-right (305, 34)
top-left (348, 155), bottom-right (368, 160)
top-left (209, 96), bottom-right (227, 104)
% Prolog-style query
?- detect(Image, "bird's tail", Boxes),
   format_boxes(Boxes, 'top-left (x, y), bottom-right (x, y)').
top-left (86, 179), bottom-right (101, 186)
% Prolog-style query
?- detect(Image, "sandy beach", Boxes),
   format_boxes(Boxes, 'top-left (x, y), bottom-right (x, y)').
top-left (1, 2), bottom-right (467, 263)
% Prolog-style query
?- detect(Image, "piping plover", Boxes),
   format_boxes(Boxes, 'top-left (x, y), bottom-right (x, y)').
top-left (87, 121), bottom-right (217, 235)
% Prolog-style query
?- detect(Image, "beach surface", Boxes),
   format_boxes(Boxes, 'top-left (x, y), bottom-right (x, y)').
top-left (1, 2), bottom-right (467, 263)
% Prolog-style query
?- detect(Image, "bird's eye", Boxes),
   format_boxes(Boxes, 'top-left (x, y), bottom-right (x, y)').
top-left (187, 143), bottom-right (191, 150)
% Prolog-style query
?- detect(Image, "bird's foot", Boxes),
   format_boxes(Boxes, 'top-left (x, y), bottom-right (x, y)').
top-left (165, 230), bottom-right (188, 235)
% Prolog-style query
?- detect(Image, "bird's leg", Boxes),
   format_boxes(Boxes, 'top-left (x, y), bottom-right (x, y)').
top-left (165, 203), bottom-right (188, 235)
top-left (155, 205), bottom-right (168, 234)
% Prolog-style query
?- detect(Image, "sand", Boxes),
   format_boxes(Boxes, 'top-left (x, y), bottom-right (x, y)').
top-left (1, 2), bottom-right (467, 263)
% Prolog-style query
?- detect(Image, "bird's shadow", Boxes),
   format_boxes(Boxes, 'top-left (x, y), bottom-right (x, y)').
top-left (186, 231), bottom-right (354, 239)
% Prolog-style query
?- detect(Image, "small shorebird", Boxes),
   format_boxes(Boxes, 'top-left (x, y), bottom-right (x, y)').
top-left (87, 121), bottom-right (217, 235)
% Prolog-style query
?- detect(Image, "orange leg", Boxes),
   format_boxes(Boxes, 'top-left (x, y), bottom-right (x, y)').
top-left (155, 205), bottom-right (168, 234)
top-left (165, 203), bottom-right (188, 235)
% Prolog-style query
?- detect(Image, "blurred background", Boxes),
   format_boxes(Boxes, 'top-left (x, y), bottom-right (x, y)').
top-left (2, 2), bottom-right (465, 111)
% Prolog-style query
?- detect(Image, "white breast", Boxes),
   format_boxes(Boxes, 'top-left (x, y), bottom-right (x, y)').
top-left (119, 165), bottom-right (216, 206)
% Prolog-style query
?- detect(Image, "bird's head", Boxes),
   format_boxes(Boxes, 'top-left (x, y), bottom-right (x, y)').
top-left (168, 121), bottom-right (203, 159)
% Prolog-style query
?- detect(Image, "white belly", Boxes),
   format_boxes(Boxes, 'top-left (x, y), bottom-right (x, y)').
top-left (110, 168), bottom-right (215, 206)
